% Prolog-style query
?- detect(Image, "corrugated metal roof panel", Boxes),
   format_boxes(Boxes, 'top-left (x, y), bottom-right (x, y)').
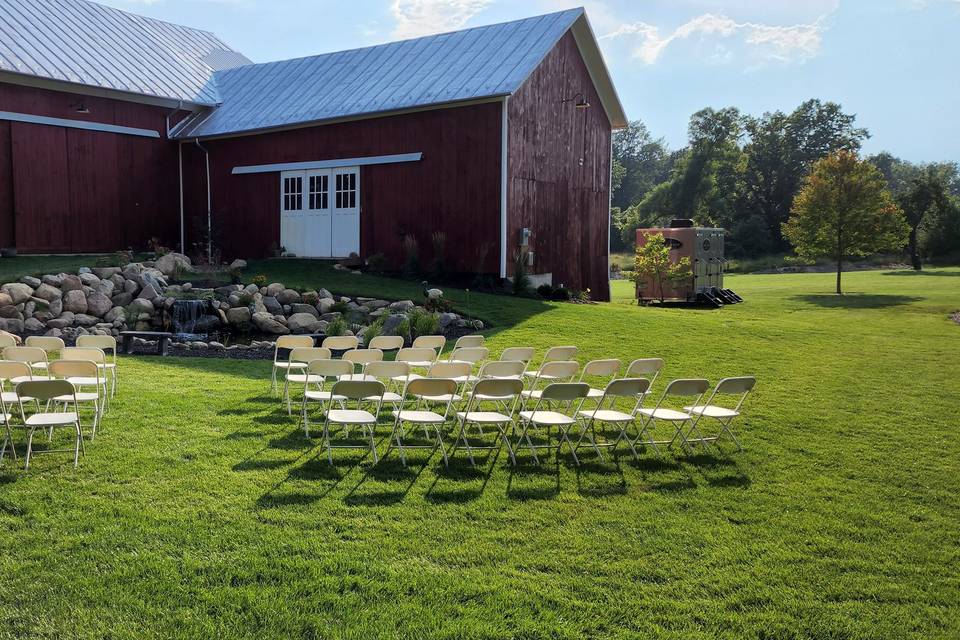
top-left (0, 0), bottom-right (250, 105)
top-left (177, 8), bottom-right (585, 138)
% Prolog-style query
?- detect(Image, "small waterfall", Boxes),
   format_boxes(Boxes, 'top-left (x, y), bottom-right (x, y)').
top-left (171, 299), bottom-right (208, 334)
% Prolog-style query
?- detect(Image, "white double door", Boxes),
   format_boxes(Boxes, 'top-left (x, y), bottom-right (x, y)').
top-left (280, 167), bottom-right (359, 258)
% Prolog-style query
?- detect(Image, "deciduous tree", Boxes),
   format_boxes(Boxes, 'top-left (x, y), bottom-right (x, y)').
top-left (783, 151), bottom-right (908, 294)
top-left (632, 232), bottom-right (693, 304)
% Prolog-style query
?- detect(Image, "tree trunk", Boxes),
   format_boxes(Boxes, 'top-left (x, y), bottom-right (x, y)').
top-left (836, 230), bottom-right (843, 295)
top-left (909, 226), bottom-right (922, 271)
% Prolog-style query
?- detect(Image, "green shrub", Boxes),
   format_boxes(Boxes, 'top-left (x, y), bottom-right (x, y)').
top-left (536, 284), bottom-right (554, 298)
top-left (394, 318), bottom-right (411, 341)
top-left (325, 316), bottom-right (347, 337)
top-left (409, 308), bottom-right (439, 339)
top-left (512, 248), bottom-right (531, 295)
top-left (301, 291), bottom-right (319, 306)
top-left (251, 274), bottom-right (267, 287)
top-left (330, 301), bottom-right (349, 314)
top-left (363, 318), bottom-right (385, 345)
top-left (237, 292), bottom-right (253, 306)
top-left (402, 235), bottom-right (420, 279)
top-left (366, 253), bottom-right (388, 273)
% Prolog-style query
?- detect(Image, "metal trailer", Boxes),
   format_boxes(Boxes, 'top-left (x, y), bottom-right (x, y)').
top-left (634, 220), bottom-right (743, 307)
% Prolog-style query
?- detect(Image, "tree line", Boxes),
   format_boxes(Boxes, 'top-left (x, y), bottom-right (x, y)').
top-left (611, 99), bottom-right (960, 266)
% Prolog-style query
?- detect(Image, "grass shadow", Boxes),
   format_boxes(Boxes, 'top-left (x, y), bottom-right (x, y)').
top-left (882, 269), bottom-right (960, 277)
top-left (424, 448), bottom-right (500, 504)
top-left (791, 294), bottom-right (923, 309)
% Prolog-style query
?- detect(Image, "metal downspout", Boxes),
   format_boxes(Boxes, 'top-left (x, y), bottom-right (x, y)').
top-left (194, 138), bottom-right (212, 264)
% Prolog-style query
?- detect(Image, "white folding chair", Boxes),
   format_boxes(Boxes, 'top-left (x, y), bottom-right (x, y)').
top-left (451, 335), bottom-right (485, 350)
top-left (0, 334), bottom-right (18, 349)
top-left (521, 360), bottom-right (579, 409)
top-left (396, 347), bottom-right (437, 371)
top-left (322, 336), bottom-right (360, 352)
top-left (363, 361), bottom-right (412, 410)
top-left (575, 378), bottom-right (652, 463)
top-left (626, 358), bottom-right (664, 392)
top-left (49, 360), bottom-right (104, 441)
top-left (60, 348), bottom-right (111, 411)
top-left (450, 379), bottom-right (523, 467)
top-left (300, 360), bottom-right (353, 437)
top-left (283, 347), bottom-right (332, 414)
top-left (522, 346), bottom-right (578, 383)
top-left (3, 347), bottom-right (50, 380)
top-left (341, 348), bottom-right (384, 380)
top-left (579, 359), bottom-right (622, 402)
top-left (412, 335), bottom-right (446, 353)
top-left (77, 335), bottom-right (120, 397)
top-left (321, 380), bottom-right (385, 464)
top-left (24, 336), bottom-right (64, 374)
top-left (384, 378), bottom-right (458, 467)
top-left (14, 379), bottom-right (84, 469)
top-left (271, 336), bottom-right (315, 392)
top-left (636, 379), bottom-right (710, 454)
top-left (0, 361), bottom-right (33, 466)
top-left (446, 347), bottom-right (488, 380)
top-left (499, 347), bottom-right (535, 375)
top-left (477, 360), bottom-right (526, 381)
top-left (516, 382), bottom-right (590, 464)
top-left (683, 376), bottom-right (756, 451)
top-left (368, 335), bottom-right (404, 352)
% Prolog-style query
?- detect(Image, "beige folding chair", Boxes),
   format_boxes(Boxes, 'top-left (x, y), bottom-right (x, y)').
top-left (60, 348), bottom-right (110, 411)
top-left (300, 360), bottom-right (353, 437)
top-left (76, 335), bottom-right (119, 397)
top-left (626, 358), bottom-right (664, 392)
top-left (452, 335), bottom-right (485, 350)
top-left (450, 379), bottom-right (523, 467)
top-left (417, 362), bottom-right (471, 416)
top-left (384, 378), bottom-right (458, 467)
top-left (575, 378), bottom-right (652, 463)
top-left (3, 347), bottom-right (50, 380)
top-left (499, 347), bottom-right (535, 374)
top-left (271, 336), bottom-right (315, 392)
top-left (321, 380), bottom-right (385, 464)
top-left (521, 360), bottom-right (579, 409)
top-left (579, 359), bottom-right (622, 401)
top-left (412, 335), bottom-right (446, 353)
top-left (14, 379), bottom-right (84, 469)
top-left (0, 362), bottom-right (33, 466)
top-left (447, 347), bottom-right (489, 378)
top-left (683, 376), bottom-right (756, 451)
top-left (396, 347), bottom-right (437, 371)
top-left (478, 360), bottom-right (526, 381)
top-left (363, 361), bottom-right (412, 410)
top-left (49, 360), bottom-right (104, 440)
top-left (0, 334), bottom-right (18, 349)
top-left (283, 347), bottom-right (332, 414)
top-left (322, 336), bottom-right (360, 351)
top-left (368, 335), bottom-right (404, 352)
top-left (522, 346), bottom-right (578, 383)
top-left (516, 382), bottom-right (590, 464)
top-left (341, 348), bottom-right (384, 380)
top-left (636, 379), bottom-right (710, 454)
top-left (24, 336), bottom-right (64, 373)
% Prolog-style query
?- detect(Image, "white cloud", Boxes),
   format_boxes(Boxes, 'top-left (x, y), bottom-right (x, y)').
top-left (390, 0), bottom-right (493, 39)
top-left (603, 12), bottom-right (826, 66)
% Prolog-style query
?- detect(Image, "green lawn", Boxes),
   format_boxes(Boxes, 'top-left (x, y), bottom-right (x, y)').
top-left (1, 266), bottom-right (959, 639)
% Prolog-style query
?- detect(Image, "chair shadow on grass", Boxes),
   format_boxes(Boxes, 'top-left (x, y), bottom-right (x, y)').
top-left (424, 448), bottom-right (499, 504)
top-left (791, 293), bottom-right (923, 309)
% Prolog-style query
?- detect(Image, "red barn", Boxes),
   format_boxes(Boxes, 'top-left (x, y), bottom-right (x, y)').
top-left (0, 0), bottom-right (626, 299)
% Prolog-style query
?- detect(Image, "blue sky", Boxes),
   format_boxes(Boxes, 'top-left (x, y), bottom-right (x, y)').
top-left (102, 0), bottom-right (959, 162)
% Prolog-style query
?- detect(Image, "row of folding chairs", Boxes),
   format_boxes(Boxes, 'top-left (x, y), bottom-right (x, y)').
top-left (293, 362), bottom-right (756, 467)
top-left (0, 359), bottom-right (115, 469)
top-left (0, 335), bottom-right (120, 398)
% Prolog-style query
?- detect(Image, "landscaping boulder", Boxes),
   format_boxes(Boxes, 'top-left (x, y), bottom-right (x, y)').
top-left (139, 269), bottom-right (167, 291)
top-left (290, 303), bottom-right (319, 318)
top-left (86, 292), bottom-right (113, 318)
top-left (47, 313), bottom-right (74, 329)
top-left (46, 298), bottom-right (63, 319)
top-left (104, 306), bottom-right (125, 323)
top-left (226, 307), bottom-right (252, 329)
top-left (112, 292), bottom-right (134, 307)
top-left (154, 252), bottom-right (193, 276)
top-left (389, 300), bottom-right (415, 313)
top-left (63, 289), bottom-right (88, 314)
top-left (382, 314), bottom-right (405, 336)
top-left (0, 318), bottom-right (24, 333)
top-left (44, 327), bottom-right (64, 338)
top-left (252, 312), bottom-right (289, 335)
top-left (1, 283), bottom-right (33, 304)
top-left (94, 280), bottom-right (115, 296)
top-left (124, 279), bottom-right (139, 295)
top-left (129, 298), bottom-right (154, 314)
top-left (92, 267), bottom-right (122, 279)
top-left (265, 283), bottom-right (286, 298)
top-left (0, 292), bottom-right (13, 308)
top-left (41, 274), bottom-right (63, 287)
top-left (318, 288), bottom-right (333, 300)
top-left (0, 305), bottom-right (20, 319)
top-left (276, 289), bottom-right (301, 305)
top-left (20, 276), bottom-right (41, 288)
top-left (60, 274), bottom-right (83, 293)
top-left (79, 272), bottom-right (100, 287)
top-left (74, 314), bottom-right (99, 327)
top-left (33, 283), bottom-right (61, 302)
top-left (229, 259), bottom-right (247, 269)
top-left (287, 312), bottom-right (322, 334)
top-left (317, 297), bottom-right (336, 314)
top-left (24, 317), bottom-right (45, 332)
top-left (262, 296), bottom-right (282, 314)
top-left (139, 284), bottom-right (159, 301)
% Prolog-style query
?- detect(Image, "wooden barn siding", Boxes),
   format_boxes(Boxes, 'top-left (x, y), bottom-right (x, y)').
top-left (506, 32), bottom-right (612, 301)
top-left (0, 82), bottom-right (182, 252)
top-left (180, 102), bottom-right (502, 272)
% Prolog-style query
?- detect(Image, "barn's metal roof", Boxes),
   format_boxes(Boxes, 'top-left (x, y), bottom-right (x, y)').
top-left (174, 8), bottom-right (594, 138)
top-left (0, 0), bottom-right (249, 106)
